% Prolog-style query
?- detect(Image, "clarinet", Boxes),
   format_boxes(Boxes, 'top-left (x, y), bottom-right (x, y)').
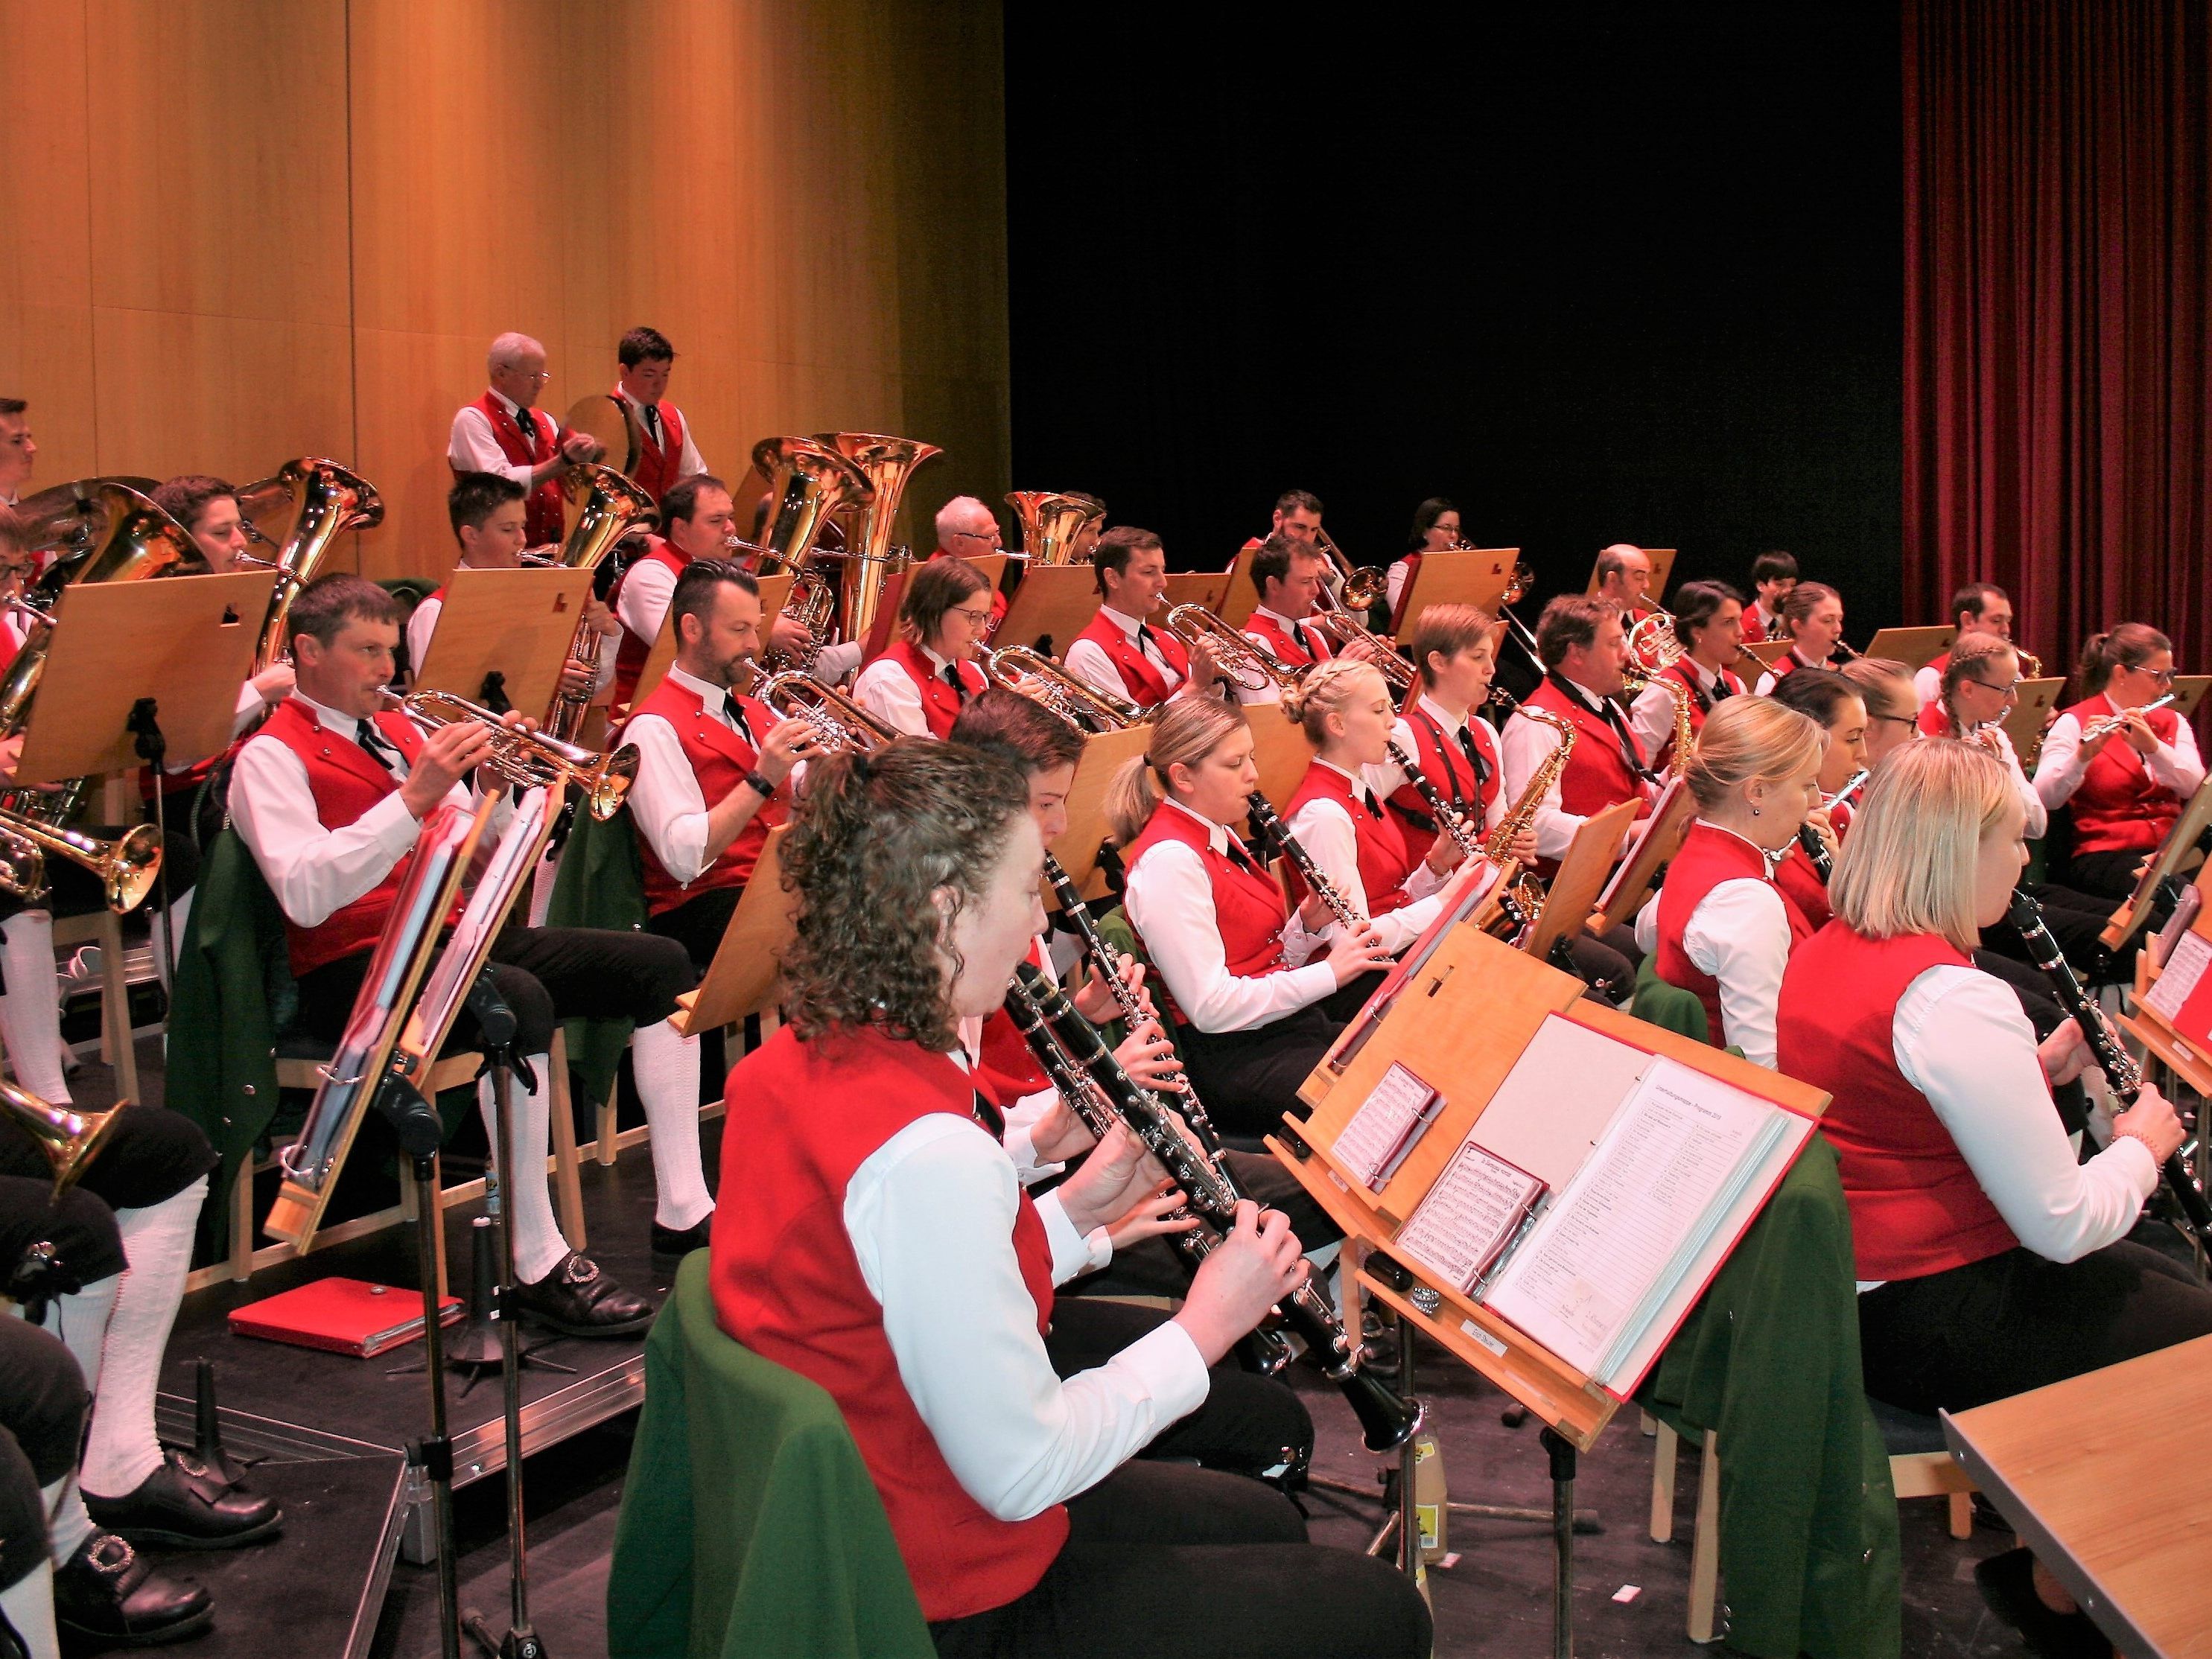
top-left (1000, 980), bottom-right (1294, 1376)
top-left (1382, 739), bottom-right (1484, 864)
top-left (1017, 963), bottom-right (1423, 1452)
top-left (2006, 890), bottom-right (2212, 1246)
top-left (1795, 768), bottom-right (1871, 885)
top-left (1244, 792), bottom-right (1368, 936)
top-left (1038, 852), bottom-right (1220, 1150)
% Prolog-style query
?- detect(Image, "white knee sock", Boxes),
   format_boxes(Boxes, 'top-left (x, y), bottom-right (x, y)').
top-left (630, 1019), bottom-right (710, 1230)
top-left (0, 912), bottom-right (67, 1104)
top-left (480, 1057), bottom-right (567, 1284)
top-left (42, 1473), bottom-right (90, 1570)
top-left (80, 1178), bottom-right (205, 1500)
top-left (2, 1553), bottom-right (57, 1658)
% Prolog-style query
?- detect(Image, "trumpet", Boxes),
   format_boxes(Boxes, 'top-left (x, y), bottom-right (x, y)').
top-left (2082, 691), bottom-right (2178, 746)
top-left (754, 672), bottom-right (897, 754)
top-left (387, 691), bottom-right (638, 821)
top-left (981, 646), bottom-right (1147, 733)
top-left (0, 810), bottom-right (162, 914)
top-left (1312, 527), bottom-right (1390, 612)
top-left (1163, 603), bottom-right (1304, 697)
top-left (3, 1074), bottom-right (124, 1196)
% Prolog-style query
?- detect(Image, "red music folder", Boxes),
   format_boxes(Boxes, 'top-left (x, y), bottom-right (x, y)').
top-left (227, 1278), bottom-right (463, 1358)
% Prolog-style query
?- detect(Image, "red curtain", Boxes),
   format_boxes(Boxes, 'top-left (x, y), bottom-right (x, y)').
top-left (1904, 0), bottom-right (2212, 696)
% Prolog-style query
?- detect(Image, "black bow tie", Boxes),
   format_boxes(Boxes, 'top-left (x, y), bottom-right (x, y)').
top-left (510, 407), bottom-right (537, 458)
top-left (1224, 836), bottom-right (1261, 874)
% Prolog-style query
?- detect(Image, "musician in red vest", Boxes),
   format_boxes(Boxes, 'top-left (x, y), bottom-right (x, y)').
top-left (1377, 602), bottom-right (1510, 864)
top-left (608, 325), bottom-right (706, 503)
top-left (621, 560), bottom-right (825, 969)
top-left (1776, 740), bottom-right (2212, 1652)
top-left (230, 573), bottom-right (708, 1313)
top-left (1743, 550), bottom-right (1798, 643)
top-left (852, 556), bottom-right (993, 738)
top-left (152, 475), bottom-right (297, 716)
top-left (1064, 526), bottom-right (1224, 709)
top-left (1593, 543), bottom-right (1655, 617)
top-left (1650, 698), bottom-right (1823, 1067)
top-left (1763, 669), bottom-right (1869, 931)
top-left (1498, 595), bottom-right (1655, 873)
top-left (446, 332), bottom-right (598, 547)
top-left (1237, 487), bottom-right (1323, 556)
top-left (1913, 582), bottom-right (2015, 707)
top-left (929, 496), bottom-right (1009, 631)
top-left (1752, 581), bottom-right (1849, 693)
top-left (1385, 496), bottom-right (1460, 631)
top-left (711, 737), bottom-right (1428, 1653)
top-left (2035, 622), bottom-right (2205, 898)
top-left (1237, 534), bottom-right (1335, 706)
top-left (1628, 580), bottom-right (1749, 771)
top-left (1108, 698), bottom-right (1392, 1134)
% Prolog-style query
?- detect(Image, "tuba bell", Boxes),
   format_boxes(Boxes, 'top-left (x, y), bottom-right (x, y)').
top-left (243, 459), bottom-right (384, 670)
top-left (1005, 491), bottom-right (1107, 567)
top-left (751, 437), bottom-right (877, 667)
top-left (815, 432), bottom-right (943, 653)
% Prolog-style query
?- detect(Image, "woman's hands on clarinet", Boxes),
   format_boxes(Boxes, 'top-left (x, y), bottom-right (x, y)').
top-left (2112, 1083), bottom-right (2187, 1165)
top-left (1057, 1121), bottom-right (1192, 1244)
top-left (2035, 1018), bottom-right (2092, 1088)
top-left (1173, 1201), bottom-right (1310, 1367)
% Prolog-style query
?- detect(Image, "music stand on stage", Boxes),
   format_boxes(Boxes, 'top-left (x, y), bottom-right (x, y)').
top-left (863, 554), bottom-right (1006, 661)
top-left (1244, 702), bottom-right (1312, 812)
top-left (1046, 727), bottom-right (1151, 905)
top-left (1742, 638), bottom-right (1795, 670)
top-left (1584, 547), bottom-right (1677, 600)
top-left (2100, 774), bottom-right (2212, 954)
top-left (411, 567), bottom-right (593, 718)
top-left (993, 565), bottom-right (1102, 659)
top-left (1216, 547), bottom-right (1260, 628)
top-left (1863, 625), bottom-right (1956, 672)
top-left (2171, 674), bottom-right (2211, 722)
top-left (673, 827), bottom-right (798, 1039)
top-left (1392, 547), bottom-right (1516, 630)
top-left (2002, 678), bottom-right (2065, 761)
top-left (1524, 797), bottom-right (1639, 967)
top-left (1163, 570), bottom-right (1230, 617)
top-left (632, 573), bottom-right (792, 710)
top-left (1589, 779), bottom-right (1692, 934)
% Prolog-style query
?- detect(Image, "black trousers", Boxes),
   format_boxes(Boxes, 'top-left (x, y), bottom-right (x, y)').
top-left (0, 1104), bottom-right (214, 1217)
top-left (1174, 1004), bottom-right (1342, 1140)
top-left (927, 1459), bottom-right (1431, 1659)
top-left (293, 924), bottom-right (695, 1057)
top-left (0, 1174), bottom-right (126, 1299)
top-left (1857, 1241), bottom-right (2212, 1416)
top-left (1977, 880), bottom-right (2124, 981)
top-left (2060, 847), bottom-right (2154, 903)
top-left (0, 1317), bottom-right (86, 1588)
top-left (1044, 1300), bottom-right (1312, 1480)
top-left (1077, 1150), bottom-right (1341, 1302)
top-left (647, 885), bottom-right (743, 972)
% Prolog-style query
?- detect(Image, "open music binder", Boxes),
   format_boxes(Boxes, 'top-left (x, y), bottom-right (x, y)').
top-left (1277, 924), bottom-right (1827, 1445)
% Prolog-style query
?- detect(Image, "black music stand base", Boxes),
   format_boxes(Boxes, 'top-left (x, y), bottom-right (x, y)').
top-left (401, 1150), bottom-right (465, 1659)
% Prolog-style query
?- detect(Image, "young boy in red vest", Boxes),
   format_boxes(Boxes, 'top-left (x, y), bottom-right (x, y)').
top-left (1064, 526), bottom-right (1224, 710)
top-left (606, 326), bottom-right (706, 503)
top-left (445, 331), bottom-right (598, 547)
top-left (230, 573), bottom-right (711, 1312)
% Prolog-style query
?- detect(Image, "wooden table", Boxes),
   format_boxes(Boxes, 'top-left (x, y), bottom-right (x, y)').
top-left (1942, 1333), bottom-right (2212, 1658)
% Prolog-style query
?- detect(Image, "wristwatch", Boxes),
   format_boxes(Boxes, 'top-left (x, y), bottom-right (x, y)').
top-left (743, 769), bottom-right (776, 799)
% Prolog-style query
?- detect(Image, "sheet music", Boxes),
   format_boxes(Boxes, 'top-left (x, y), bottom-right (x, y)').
top-left (2143, 929), bottom-right (2212, 1025)
top-left (1331, 1063), bottom-right (1443, 1190)
top-left (1395, 1139), bottom-right (1545, 1293)
top-left (404, 788), bottom-right (551, 1057)
top-left (1482, 1056), bottom-right (1781, 1381)
top-left (1466, 1013), bottom-right (1653, 1191)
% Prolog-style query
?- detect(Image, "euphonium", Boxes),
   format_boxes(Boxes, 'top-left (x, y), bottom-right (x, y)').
top-left (531, 463), bottom-right (660, 742)
top-left (242, 459), bottom-right (384, 670)
top-left (390, 691), bottom-right (638, 821)
top-left (817, 432), bottom-right (942, 652)
top-left (1313, 527), bottom-right (1389, 612)
top-left (752, 438), bottom-right (878, 671)
top-left (1163, 603), bottom-right (1304, 698)
top-left (1005, 491), bottom-right (1107, 567)
top-left (1471, 704), bottom-right (1577, 935)
top-left (981, 645), bottom-right (1146, 733)
top-left (754, 671), bottom-right (897, 753)
top-left (0, 809), bottom-right (162, 914)
top-left (3, 1074), bottom-right (123, 1197)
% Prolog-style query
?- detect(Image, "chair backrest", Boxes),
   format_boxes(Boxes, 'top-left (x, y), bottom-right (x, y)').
top-left (608, 1254), bottom-right (932, 1659)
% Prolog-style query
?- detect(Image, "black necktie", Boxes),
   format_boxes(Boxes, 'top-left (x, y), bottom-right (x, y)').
top-left (942, 663), bottom-right (970, 705)
top-left (721, 692), bottom-right (755, 745)
top-left (355, 718), bottom-right (403, 775)
top-left (511, 406), bottom-right (536, 459)
top-left (1358, 786), bottom-right (1382, 821)
top-left (642, 403), bottom-right (664, 445)
top-left (1293, 623), bottom-right (1322, 662)
top-left (1454, 725), bottom-right (1491, 789)
top-left (1134, 623), bottom-right (1163, 661)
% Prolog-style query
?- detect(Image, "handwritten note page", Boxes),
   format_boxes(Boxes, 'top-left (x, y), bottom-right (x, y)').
top-left (1331, 1063), bottom-right (1443, 1191)
top-left (1395, 1140), bottom-right (1545, 1293)
top-left (1481, 1056), bottom-right (1779, 1383)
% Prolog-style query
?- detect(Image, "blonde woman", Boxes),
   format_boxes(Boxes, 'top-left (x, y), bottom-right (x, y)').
top-left (1777, 740), bottom-right (2212, 1652)
top-left (1107, 698), bottom-right (1393, 1132)
top-left (1650, 697), bottom-right (1825, 1068)
top-left (1765, 668), bottom-right (1869, 930)
top-left (1752, 581), bottom-right (1849, 693)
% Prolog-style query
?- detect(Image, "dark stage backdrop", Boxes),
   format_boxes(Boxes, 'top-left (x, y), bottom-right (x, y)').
top-left (1005, 7), bottom-right (1906, 635)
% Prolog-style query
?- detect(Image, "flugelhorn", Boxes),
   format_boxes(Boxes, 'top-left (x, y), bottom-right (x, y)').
top-left (1164, 604), bottom-right (1304, 697)
top-left (387, 692), bottom-right (638, 821)
top-left (4, 1075), bottom-right (124, 1196)
top-left (0, 810), bottom-right (162, 914)
top-left (754, 672), bottom-right (897, 753)
top-left (1005, 491), bottom-right (1107, 567)
top-left (981, 646), bottom-right (1147, 733)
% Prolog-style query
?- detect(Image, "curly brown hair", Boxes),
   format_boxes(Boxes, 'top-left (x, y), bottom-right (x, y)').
top-left (778, 739), bottom-right (1031, 1052)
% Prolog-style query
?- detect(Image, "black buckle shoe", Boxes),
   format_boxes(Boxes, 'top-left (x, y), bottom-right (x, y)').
top-left (509, 1251), bottom-right (656, 1337)
top-left (649, 1216), bottom-right (713, 1258)
top-left (53, 1532), bottom-right (213, 1648)
top-left (83, 1449), bottom-right (282, 1550)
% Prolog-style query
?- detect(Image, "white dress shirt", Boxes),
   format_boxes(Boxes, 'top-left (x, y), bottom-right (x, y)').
top-left (1236, 605), bottom-right (1321, 708)
top-left (1890, 964), bottom-right (2157, 1267)
top-left (854, 643), bottom-right (963, 739)
top-left (1667, 823), bottom-right (1793, 1071)
top-left (1283, 759), bottom-right (1446, 955)
top-left (846, 1101), bottom-right (1206, 1523)
top-left (2033, 693), bottom-right (2205, 810)
top-left (622, 663), bottom-right (761, 886)
top-left (617, 559), bottom-right (859, 695)
top-left (1377, 695), bottom-right (1502, 839)
top-left (1122, 798), bottom-right (1333, 1034)
top-left (1630, 661), bottom-right (1727, 762)
top-left (1385, 558), bottom-right (1414, 615)
top-left (614, 387), bottom-right (708, 480)
top-left (1064, 603), bottom-right (1185, 703)
top-left (1753, 649), bottom-right (1828, 697)
top-left (231, 692), bottom-right (498, 929)
top-left (1912, 661), bottom-right (1944, 709)
top-left (1939, 719), bottom-right (2047, 840)
top-left (956, 947), bottom-right (1075, 1185)
top-left (1498, 675), bottom-right (1639, 861)
top-left (447, 390), bottom-right (544, 488)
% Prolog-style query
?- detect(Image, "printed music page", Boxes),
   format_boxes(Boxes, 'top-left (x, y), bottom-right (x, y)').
top-left (1481, 1056), bottom-right (1783, 1383)
top-left (1331, 1063), bottom-right (1445, 1191)
top-left (1394, 1140), bottom-right (1545, 1293)
top-left (1464, 1013), bottom-right (1654, 1191)
top-left (2143, 929), bottom-right (2212, 1031)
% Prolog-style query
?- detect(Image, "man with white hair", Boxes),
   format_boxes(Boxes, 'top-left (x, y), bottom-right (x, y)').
top-left (927, 495), bottom-right (1008, 631)
top-left (448, 332), bottom-right (599, 546)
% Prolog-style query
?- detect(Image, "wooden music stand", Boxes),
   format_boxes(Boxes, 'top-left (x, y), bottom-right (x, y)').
top-left (1525, 797), bottom-right (1639, 964)
top-left (1590, 778), bottom-right (1693, 933)
top-left (632, 573), bottom-right (793, 710)
top-left (2118, 879), bottom-right (2212, 1097)
top-left (411, 567), bottom-right (594, 718)
top-left (1163, 569), bottom-right (1229, 617)
top-left (15, 573), bottom-right (278, 785)
top-left (2002, 677), bottom-right (2065, 760)
top-left (1584, 547), bottom-right (1677, 600)
top-left (1862, 625), bottom-right (1957, 672)
top-left (673, 827), bottom-right (797, 1038)
top-left (1742, 638), bottom-right (1796, 670)
top-left (2100, 774), bottom-right (2212, 952)
top-left (1245, 702), bottom-right (1313, 811)
top-left (2171, 674), bottom-right (2211, 722)
top-left (1217, 545), bottom-right (1261, 628)
top-left (1393, 547), bottom-right (1517, 628)
top-left (862, 554), bottom-right (1006, 661)
top-left (994, 565), bottom-right (1103, 657)
top-left (1046, 726), bottom-right (1151, 905)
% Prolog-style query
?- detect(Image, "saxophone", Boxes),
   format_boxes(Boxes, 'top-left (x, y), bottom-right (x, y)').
top-left (1470, 704), bottom-right (1577, 936)
top-left (1622, 666), bottom-right (1695, 777)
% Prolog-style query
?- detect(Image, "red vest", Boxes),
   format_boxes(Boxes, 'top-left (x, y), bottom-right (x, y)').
top-left (609, 537), bottom-right (690, 708)
top-left (255, 698), bottom-right (442, 976)
top-left (974, 940), bottom-right (1052, 1108)
top-left (1772, 841), bottom-right (1832, 932)
top-left (1522, 679), bottom-right (1653, 876)
top-left (624, 675), bottom-right (786, 917)
top-left (1925, 649), bottom-right (1952, 680)
top-left (711, 1025), bottom-right (1067, 1620)
top-left (617, 392), bottom-right (690, 502)
top-left (1387, 552), bottom-right (1423, 633)
top-left (2063, 695), bottom-right (2186, 855)
top-left (1072, 609), bottom-right (1187, 708)
top-left (927, 550), bottom-right (1008, 628)
top-left (1386, 705), bottom-right (1499, 864)
top-left (877, 639), bottom-right (986, 740)
top-left (463, 392), bottom-right (563, 545)
top-left (1656, 824), bottom-right (1812, 1048)
top-left (1776, 926), bottom-right (2021, 1280)
top-left (1665, 660), bottom-right (1744, 733)
top-left (1122, 802), bottom-right (1291, 1024)
top-left (1915, 700), bottom-right (1956, 739)
top-left (1245, 609), bottom-right (1332, 669)
top-left (1285, 762), bottom-right (1417, 917)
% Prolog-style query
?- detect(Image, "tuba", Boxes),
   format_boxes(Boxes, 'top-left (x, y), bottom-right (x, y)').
top-left (1004, 491), bottom-right (1107, 567)
top-left (752, 437), bottom-right (877, 668)
top-left (816, 432), bottom-right (942, 652)
top-left (241, 459), bottom-right (384, 671)
top-left (981, 645), bottom-right (1147, 733)
top-left (4, 1076), bottom-right (124, 1197)
top-left (530, 463), bottom-right (659, 742)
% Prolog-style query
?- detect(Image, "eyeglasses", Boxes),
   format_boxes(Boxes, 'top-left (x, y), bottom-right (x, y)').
top-left (1965, 677), bottom-right (2022, 695)
top-left (1874, 713), bottom-right (1918, 729)
top-left (2133, 666), bottom-right (2177, 685)
top-left (948, 605), bottom-right (996, 626)
top-left (950, 528), bottom-right (1001, 545)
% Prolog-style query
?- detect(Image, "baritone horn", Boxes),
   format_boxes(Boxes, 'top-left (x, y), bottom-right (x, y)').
top-left (981, 645), bottom-right (1148, 733)
top-left (4, 1076), bottom-right (124, 1196)
top-left (816, 432), bottom-right (943, 652)
top-left (1005, 491), bottom-right (1107, 567)
top-left (235, 459), bottom-right (384, 670)
top-left (388, 691), bottom-right (638, 821)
